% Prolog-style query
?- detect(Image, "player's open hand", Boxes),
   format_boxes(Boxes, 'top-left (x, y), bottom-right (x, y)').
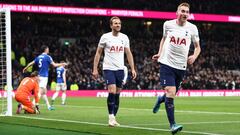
top-left (152, 54), bottom-right (160, 61)
top-left (187, 55), bottom-right (196, 65)
top-left (62, 63), bottom-right (68, 66)
top-left (131, 69), bottom-right (137, 80)
top-left (92, 70), bottom-right (99, 80)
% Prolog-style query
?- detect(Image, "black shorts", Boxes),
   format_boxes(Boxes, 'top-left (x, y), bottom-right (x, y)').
top-left (103, 70), bottom-right (124, 88)
top-left (160, 64), bottom-right (185, 89)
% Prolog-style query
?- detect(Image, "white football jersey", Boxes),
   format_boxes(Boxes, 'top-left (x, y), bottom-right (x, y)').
top-left (98, 32), bottom-right (130, 70)
top-left (158, 19), bottom-right (200, 70)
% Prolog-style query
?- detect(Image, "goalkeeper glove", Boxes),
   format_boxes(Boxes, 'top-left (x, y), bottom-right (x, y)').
top-left (35, 103), bottom-right (40, 114)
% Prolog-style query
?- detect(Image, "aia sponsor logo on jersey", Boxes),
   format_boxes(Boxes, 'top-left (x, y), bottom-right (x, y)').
top-left (110, 46), bottom-right (124, 52)
top-left (170, 36), bottom-right (186, 46)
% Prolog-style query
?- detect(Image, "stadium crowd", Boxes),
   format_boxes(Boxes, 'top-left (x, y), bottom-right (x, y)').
top-left (11, 13), bottom-right (240, 90)
top-left (5, 0), bottom-right (240, 15)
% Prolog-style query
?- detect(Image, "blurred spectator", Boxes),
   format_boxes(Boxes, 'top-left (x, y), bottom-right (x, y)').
top-left (10, 13), bottom-right (240, 90)
top-left (5, 0), bottom-right (240, 15)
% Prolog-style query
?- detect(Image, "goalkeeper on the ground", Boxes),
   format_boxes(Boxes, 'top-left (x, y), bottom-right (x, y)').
top-left (15, 71), bottom-right (40, 114)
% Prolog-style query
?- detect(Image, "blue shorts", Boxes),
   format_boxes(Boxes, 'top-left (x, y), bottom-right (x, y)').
top-left (103, 70), bottom-right (124, 88)
top-left (160, 64), bottom-right (185, 90)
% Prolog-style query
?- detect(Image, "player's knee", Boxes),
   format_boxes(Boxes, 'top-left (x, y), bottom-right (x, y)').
top-left (108, 89), bottom-right (116, 94)
top-left (108, 84), bottom-right (117, 94)
top-left (165, 87), bottom-right (176, 98)
top-left (40, 87), bottom-right (47, 95)
top-left (41, 90), bottom-right (47, 95)
top-left (166, 92), bottom-right (175, 98)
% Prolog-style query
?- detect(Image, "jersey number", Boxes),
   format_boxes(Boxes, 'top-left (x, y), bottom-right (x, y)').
top-left (38, 59), bottom-right (43, 68)
top-left (57, 71), bottom-right (61, 78)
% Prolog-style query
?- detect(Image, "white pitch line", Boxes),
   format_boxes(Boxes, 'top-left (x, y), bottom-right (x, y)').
top-left (12, 115), bottom-right (223, 135)
top-left (120, 125), bottom-right (223, 135)
top-left (131, 121), bottom-right (240, 126)
top-left (51, 104), bottom-right (240, 115)
top-left (176, 110), bottom-right (240, 115)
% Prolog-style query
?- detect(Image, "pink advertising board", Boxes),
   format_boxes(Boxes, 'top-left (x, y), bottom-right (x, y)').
top-left (47, 90), bottom-right (240, 97)
top-left (1, 3), bottom-right (240, 23)
top-left (1, 90), bottom-right (240, 97)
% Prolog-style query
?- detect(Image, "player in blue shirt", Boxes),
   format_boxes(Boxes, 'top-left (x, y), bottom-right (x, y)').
top-left (23, 45), bottom-right (67, 110)
top-left (51, 62), bottom-right (67, 105)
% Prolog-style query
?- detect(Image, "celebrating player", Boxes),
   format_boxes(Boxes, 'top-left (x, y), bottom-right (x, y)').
top-left (152, 3), bottom-right (201, 134)
top-left (51, 62), bottom-right (67, 105)
top-left (15, 71), bottom-right (40, 114)
top-left (93, 16), bottom-right (137, 127)
top-left (23, 45), bottom-right (67, 110)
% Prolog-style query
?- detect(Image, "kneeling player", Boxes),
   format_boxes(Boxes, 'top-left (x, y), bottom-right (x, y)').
top-left (15, 71), bottom-right (40, 114)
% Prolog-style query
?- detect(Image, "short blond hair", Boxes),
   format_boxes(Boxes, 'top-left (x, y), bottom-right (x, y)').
top-left (177, 2), bottom-right (190, 10)
top-left (110, 16), bottom-right (120, 25)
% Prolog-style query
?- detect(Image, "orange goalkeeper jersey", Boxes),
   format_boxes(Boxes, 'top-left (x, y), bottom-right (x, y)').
top-left (16, 77), bottom-right (39, 103)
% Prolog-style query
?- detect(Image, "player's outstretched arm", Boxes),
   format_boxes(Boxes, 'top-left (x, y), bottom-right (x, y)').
top-left (51, 62), bottom-right (67, 67)
top-left (152, 37), bottom-right (166, 61)
top-left (188, 41), bottom-right (201, 65)
top-left (125, 48), bottom-right (137, 79)
top-left (23, 61), bottom-right (34, 73)
top-left (93, 47), bottom-right (103, 80)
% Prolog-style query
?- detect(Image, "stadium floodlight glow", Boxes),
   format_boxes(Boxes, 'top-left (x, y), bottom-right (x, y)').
top-left (64, 41), bottom-right (70, 46)
top-left (0, 3), bottom-right (240, 23)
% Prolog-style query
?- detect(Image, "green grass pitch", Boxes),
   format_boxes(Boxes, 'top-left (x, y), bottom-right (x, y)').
top-left (0, 96), bottom-right (240, 135)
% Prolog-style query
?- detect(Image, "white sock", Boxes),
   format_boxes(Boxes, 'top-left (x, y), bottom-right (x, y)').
top-left (42, 94), bottom-right (50, 108)
top-left (62, 93), bottom-right (66, 104)
top-left (52, 92), bottom-right (59, 100)
top-left (109, 114), bottom-right (115, 120)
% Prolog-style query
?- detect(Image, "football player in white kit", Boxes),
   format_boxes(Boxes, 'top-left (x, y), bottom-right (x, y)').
top-left (93, 16), bottom-right (137, 127)
top-left (152, 3), bottom-right (201, 134)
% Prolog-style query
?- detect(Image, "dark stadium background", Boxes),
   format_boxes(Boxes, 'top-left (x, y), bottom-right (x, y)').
top-left (0, 1), bottom-right (240, 135)
top-left (5, 0), bottom-right (240, 90)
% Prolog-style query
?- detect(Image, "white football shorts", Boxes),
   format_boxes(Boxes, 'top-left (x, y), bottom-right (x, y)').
top-left (56, 83), bottom-right (67, 91)
top-left (39, 76), bottom-right (48, 89)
